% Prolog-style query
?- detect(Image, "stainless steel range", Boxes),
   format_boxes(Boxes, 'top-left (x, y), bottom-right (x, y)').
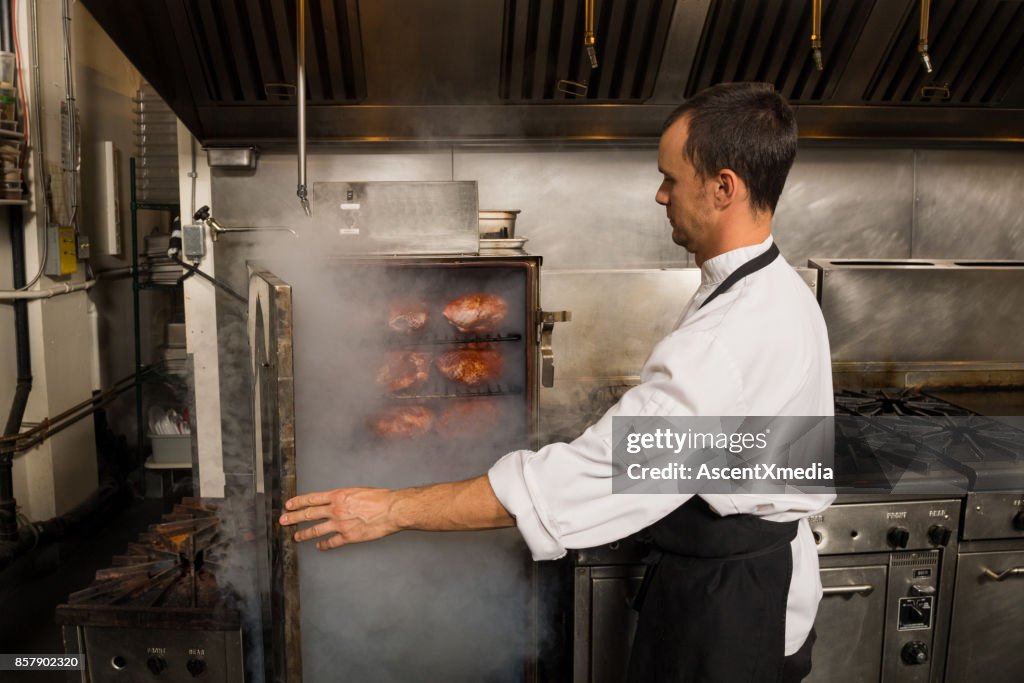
top-left (809, 388), bottom-right (1024, 683)
top-left (565, 387), bottom-right (1024, 683)
top-left (919, 393), bottom-right (1024, 683)
top-left (808, 390), bottom-right (972, 683)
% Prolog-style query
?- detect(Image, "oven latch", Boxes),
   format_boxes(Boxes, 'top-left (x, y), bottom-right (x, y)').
top-left (538, 310), bottom-right (572, 388)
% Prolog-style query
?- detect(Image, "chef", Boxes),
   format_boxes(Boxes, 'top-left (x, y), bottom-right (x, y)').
top-left (280, 82), bottom-right (835, 682)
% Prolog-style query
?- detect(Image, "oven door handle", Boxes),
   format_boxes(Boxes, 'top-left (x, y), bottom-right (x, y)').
top-left (981, 567), bottom-right (1024, 581)
top-left (538, 310), bottom-right (572, 388)
top-left (822, 584), bottom-right (874, 596)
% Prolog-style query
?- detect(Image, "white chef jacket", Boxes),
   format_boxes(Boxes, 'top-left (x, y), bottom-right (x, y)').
top-left (488, 234), bottom-right (836, 656)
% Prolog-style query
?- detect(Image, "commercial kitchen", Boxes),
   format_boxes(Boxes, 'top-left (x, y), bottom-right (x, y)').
top-left (1, 1), bottom-right (1023, 682)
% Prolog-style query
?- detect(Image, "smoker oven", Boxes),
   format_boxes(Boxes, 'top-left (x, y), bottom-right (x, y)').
top-left (249, 254), bottom-right (560, 682)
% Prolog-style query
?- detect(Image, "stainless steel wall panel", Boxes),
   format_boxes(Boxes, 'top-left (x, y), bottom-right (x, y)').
top-left (211, 145), bottom-right (1024, 285)
top-left (211, 151), bottom-right (454, 229)
top-left (454, 148), bottom-right (688, 269)
top-left (537, 268), bottom-right (700, 442)
top-left (774, 149), bottom-right (914, 266)
top-left (914, 150), bottom-right (1024, 259)
top-left (540, 269), bottom-right (701, 380)
top-left (309, 181), bottom-right (479, 255)
top-left (813, 260), bottom-right (1024, 362)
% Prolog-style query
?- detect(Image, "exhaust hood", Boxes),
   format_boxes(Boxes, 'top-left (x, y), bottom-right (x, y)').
top-left (81, 0), bottom-right (1024, 144)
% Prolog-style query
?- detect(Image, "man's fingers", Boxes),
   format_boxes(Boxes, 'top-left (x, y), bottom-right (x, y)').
top-left (285, 491), bottom-right (331, 511)
top-left (317, 534), bottom-right (346, 551)
top-left (279, 504), bottom-right (334, 527)
top-left (293, 521), bottom-right (337, 543)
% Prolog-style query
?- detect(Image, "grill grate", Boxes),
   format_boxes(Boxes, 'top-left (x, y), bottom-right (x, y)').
top-left (65, 499), bottom-right (250, 609)
top-left (390, 381), bottom-right (522, 401)
top-left (394, 332), bottom-right (522, 347)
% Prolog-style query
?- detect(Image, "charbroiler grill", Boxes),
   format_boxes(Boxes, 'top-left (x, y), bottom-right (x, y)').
top-left (56, 498), bottom-right (250, 682)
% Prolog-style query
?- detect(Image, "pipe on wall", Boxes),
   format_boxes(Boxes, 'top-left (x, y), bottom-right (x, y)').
top-left (0, 0), bottom-right (11, 53)
top-left (0, 474), bottom-right (129, 572)
top-left (2, 205), bottom-right (32, 543)
top-left (0, 279), bottom-right (95, 300)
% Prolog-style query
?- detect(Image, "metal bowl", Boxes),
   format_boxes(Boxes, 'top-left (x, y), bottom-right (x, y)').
top-left (479, 210), bottom-right (520, 238)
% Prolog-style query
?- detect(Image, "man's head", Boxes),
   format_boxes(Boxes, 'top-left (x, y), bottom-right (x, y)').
top-left (656, 82), bottom-right (798, 262)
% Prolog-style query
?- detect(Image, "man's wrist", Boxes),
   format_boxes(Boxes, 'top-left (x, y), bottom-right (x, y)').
top-left (388, 488), bottom-right (416, 531)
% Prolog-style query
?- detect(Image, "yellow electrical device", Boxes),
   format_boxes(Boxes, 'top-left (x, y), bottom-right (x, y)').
top-left (57, 226), bottom-right (77, 275)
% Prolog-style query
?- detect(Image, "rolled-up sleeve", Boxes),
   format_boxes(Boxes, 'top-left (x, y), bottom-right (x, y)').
top-left (487, 330), bottom-right (743, 560)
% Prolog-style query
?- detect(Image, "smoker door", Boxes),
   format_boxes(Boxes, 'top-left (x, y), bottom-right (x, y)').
top-left (946, 550), bottom-right (1024, 682)
top-left (805, 564), bottom-right (888, 683)
top-left (249, 267), bottom-right (302, 683)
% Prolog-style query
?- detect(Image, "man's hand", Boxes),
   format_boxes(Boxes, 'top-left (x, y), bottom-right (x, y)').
top-left (279, 475), bottom-right (515, 551)
top-left (279, 488), bottom-right (400, 550)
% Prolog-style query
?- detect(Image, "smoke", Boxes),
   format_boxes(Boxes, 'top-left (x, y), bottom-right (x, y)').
top-left (205, 496), bottom-right (268, 682)
top-left (242, 243), bottom-right (535, 681)
top-left (286, 258), bottom-right (528, 683)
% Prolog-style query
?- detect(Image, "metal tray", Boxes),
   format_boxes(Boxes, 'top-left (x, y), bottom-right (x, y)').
top-left (480, 237), bottom-right (528, 250)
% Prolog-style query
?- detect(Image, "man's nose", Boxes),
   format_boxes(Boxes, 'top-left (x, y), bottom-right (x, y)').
top-left (655, 188), bottom-right (668, 206)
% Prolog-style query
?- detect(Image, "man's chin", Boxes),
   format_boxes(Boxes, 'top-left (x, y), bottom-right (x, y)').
top-left (671, 232), bottom-right (693, 250)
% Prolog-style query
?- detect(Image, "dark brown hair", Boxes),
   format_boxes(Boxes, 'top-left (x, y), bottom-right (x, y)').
top-left (664, 82), bottom-right (797, 214)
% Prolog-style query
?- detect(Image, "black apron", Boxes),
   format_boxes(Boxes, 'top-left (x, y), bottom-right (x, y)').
top-left (627, 242), bottom-right (807, 683)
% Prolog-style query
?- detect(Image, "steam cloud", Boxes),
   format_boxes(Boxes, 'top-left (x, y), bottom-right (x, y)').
top-left (243, 240), bottom-right (535, 681)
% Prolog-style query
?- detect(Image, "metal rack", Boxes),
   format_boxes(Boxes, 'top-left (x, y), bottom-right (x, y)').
top-left (129, 156), bottom-right (183, 464)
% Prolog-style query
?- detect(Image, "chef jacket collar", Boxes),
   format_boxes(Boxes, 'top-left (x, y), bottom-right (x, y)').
top-left (699, 234), bottom-right (775, 287)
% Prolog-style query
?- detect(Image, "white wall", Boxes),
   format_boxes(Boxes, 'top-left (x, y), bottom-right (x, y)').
top-left (0, 1), bottom-right (143, 521)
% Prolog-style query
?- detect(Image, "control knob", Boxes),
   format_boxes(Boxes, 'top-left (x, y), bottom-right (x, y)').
top-left (928, 524), bottom-right (952, 546)
top-left (146, 656), bottom-right (168, 675)
top-left (187, 658), bottom-right (207, 677)
top-left (812, 530), bottom-right (823, 545)
top-left (888, 527), bottom-right (910, 549)
top-left (1013, 510), bottom-right (1024, 532)
top-left (901, 641), bottom-right (929, 665)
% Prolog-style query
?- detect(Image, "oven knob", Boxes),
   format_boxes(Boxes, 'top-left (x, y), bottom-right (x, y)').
top-left (888, 527), bottom-right (911, 549)
top-left (146, 655), bottom-right (168, 675)
top-left (928, 524), bottom-right (952, 546)
top-left (1013, 510), bottom-right (1024, 531)
top-left (901, 641), bottom-right (929, 665)
top-left (186, 658), bottom-right (207, 677)
top-left (812, 530), bottom-right (823, 545)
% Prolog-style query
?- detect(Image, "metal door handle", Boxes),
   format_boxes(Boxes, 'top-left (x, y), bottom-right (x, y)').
top-left (539, 310), bottom-right (571, 388)
top-left (981, 567), bottom-right (1024, 581)
top-left (822, 584), bottom-right (874, 596)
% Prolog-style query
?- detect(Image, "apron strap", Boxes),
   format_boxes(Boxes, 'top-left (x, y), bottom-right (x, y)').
top-left (699, 242), bottom-right (780, 310)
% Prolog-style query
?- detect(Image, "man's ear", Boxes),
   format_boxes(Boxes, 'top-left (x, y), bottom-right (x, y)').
top-left (713, 169), bottom-right (741, 209)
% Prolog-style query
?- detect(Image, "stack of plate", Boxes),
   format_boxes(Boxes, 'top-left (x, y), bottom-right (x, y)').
top-left (135, 83), bottom-right (179, 205)
top-left (158, 343), bottom-right (188, 376)
top-left (143, 232), bottom-right (181, 285)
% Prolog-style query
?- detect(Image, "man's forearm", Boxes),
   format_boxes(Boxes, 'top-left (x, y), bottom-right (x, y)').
top-left (391, 474), bottom-right (515, 532)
